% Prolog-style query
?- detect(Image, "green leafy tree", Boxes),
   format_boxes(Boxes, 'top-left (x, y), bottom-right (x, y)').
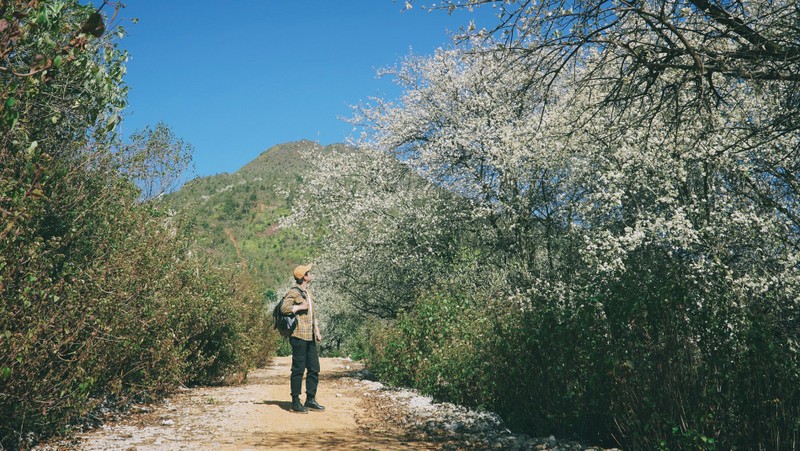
top-left (119, 121), bottom-right (195, 201)
top-left (0, 3), bottom-right (278, 448)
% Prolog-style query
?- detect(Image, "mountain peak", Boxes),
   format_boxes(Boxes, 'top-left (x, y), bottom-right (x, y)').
top-left (238, 140), bottom-right (325, 175)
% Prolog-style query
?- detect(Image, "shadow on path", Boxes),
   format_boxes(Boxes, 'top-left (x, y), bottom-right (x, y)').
top-left (254, 400), bottom-right (292, 412)
top-left (254, 430), bottom-right (436, 450)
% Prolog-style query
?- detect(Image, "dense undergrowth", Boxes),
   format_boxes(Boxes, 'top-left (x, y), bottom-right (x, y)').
top-left (363, 255), bottom-right (800, 449)
top-left (0, 2), bottom-right (279, 448)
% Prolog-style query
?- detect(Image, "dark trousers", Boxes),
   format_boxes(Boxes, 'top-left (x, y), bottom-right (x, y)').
top-left (290, 337), bottom-right (320, 398)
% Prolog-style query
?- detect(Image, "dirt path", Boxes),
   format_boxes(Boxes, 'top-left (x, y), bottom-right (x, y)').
top-left (43, 357), bottom-right (438, 450)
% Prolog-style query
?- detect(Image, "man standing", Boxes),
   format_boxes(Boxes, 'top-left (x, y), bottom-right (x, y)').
top-left (281, 264), bottom-right (325, 413)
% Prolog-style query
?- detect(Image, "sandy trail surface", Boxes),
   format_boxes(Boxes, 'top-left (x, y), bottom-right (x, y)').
top-left (45, 357), bottom-right (436, 450)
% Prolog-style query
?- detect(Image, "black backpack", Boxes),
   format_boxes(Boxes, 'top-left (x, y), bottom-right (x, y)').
top-left (272, 287), bottom-right (303, 337)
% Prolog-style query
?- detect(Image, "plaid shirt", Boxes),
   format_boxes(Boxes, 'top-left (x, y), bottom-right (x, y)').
top-left (280, 286), bottom-right (316, 341)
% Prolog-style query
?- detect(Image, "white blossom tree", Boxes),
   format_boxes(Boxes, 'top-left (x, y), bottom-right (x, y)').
top-left (349, 46), bottom-right (585, 277)
top-left (285, 143), bottom-right (477, 319)
top-left (418, 0), bottom-right (800, 133)
top-left (286, 3), bottom-right (800, 443)
top-left (410, 0), bottom-right (800, 241)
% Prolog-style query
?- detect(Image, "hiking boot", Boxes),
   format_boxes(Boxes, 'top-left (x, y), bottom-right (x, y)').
top-left (291, 395), bottom-right (308, 413)
top-left (304, 397), bottom-right (325, 411)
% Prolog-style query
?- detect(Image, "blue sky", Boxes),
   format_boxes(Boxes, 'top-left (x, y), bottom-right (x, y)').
top-left (113, 1), bottom-right (491, 178)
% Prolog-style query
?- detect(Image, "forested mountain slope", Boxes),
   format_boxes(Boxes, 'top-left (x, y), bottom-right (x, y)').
top-left (166, 140), bottom-right (342, 291)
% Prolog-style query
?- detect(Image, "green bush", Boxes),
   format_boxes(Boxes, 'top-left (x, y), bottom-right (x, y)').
top-left (0, 194), bottom-right (279, 448)
top-left (314, 198), bottom-right (800, 445)
top-left (366, 282), bottom-right (610, 439)
top-left (366, 253), bottom-right (800, 449)
top-left (0, 3), bottom-right (279, 447)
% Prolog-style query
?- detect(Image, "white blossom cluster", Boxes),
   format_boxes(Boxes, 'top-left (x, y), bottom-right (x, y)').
top-left (285, 3), bottom-right (800, 357)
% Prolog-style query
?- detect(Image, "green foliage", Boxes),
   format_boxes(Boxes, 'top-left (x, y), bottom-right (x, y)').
top-left (119, 122), bottom-right (195, 201)
top-left (367, 290), bottom-right (500, 407)
top-left (365, 247), bottom-right (800, 448)
top-left (0, 3), bottom-right (279, 447)
top-left (1, 199), bottom-right (279, 448)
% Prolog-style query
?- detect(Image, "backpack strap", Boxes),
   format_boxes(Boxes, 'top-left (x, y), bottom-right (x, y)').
top-left (279, 287), bottom-right (306, 313)
top-left (289, 286), bottom-right (307, 300)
